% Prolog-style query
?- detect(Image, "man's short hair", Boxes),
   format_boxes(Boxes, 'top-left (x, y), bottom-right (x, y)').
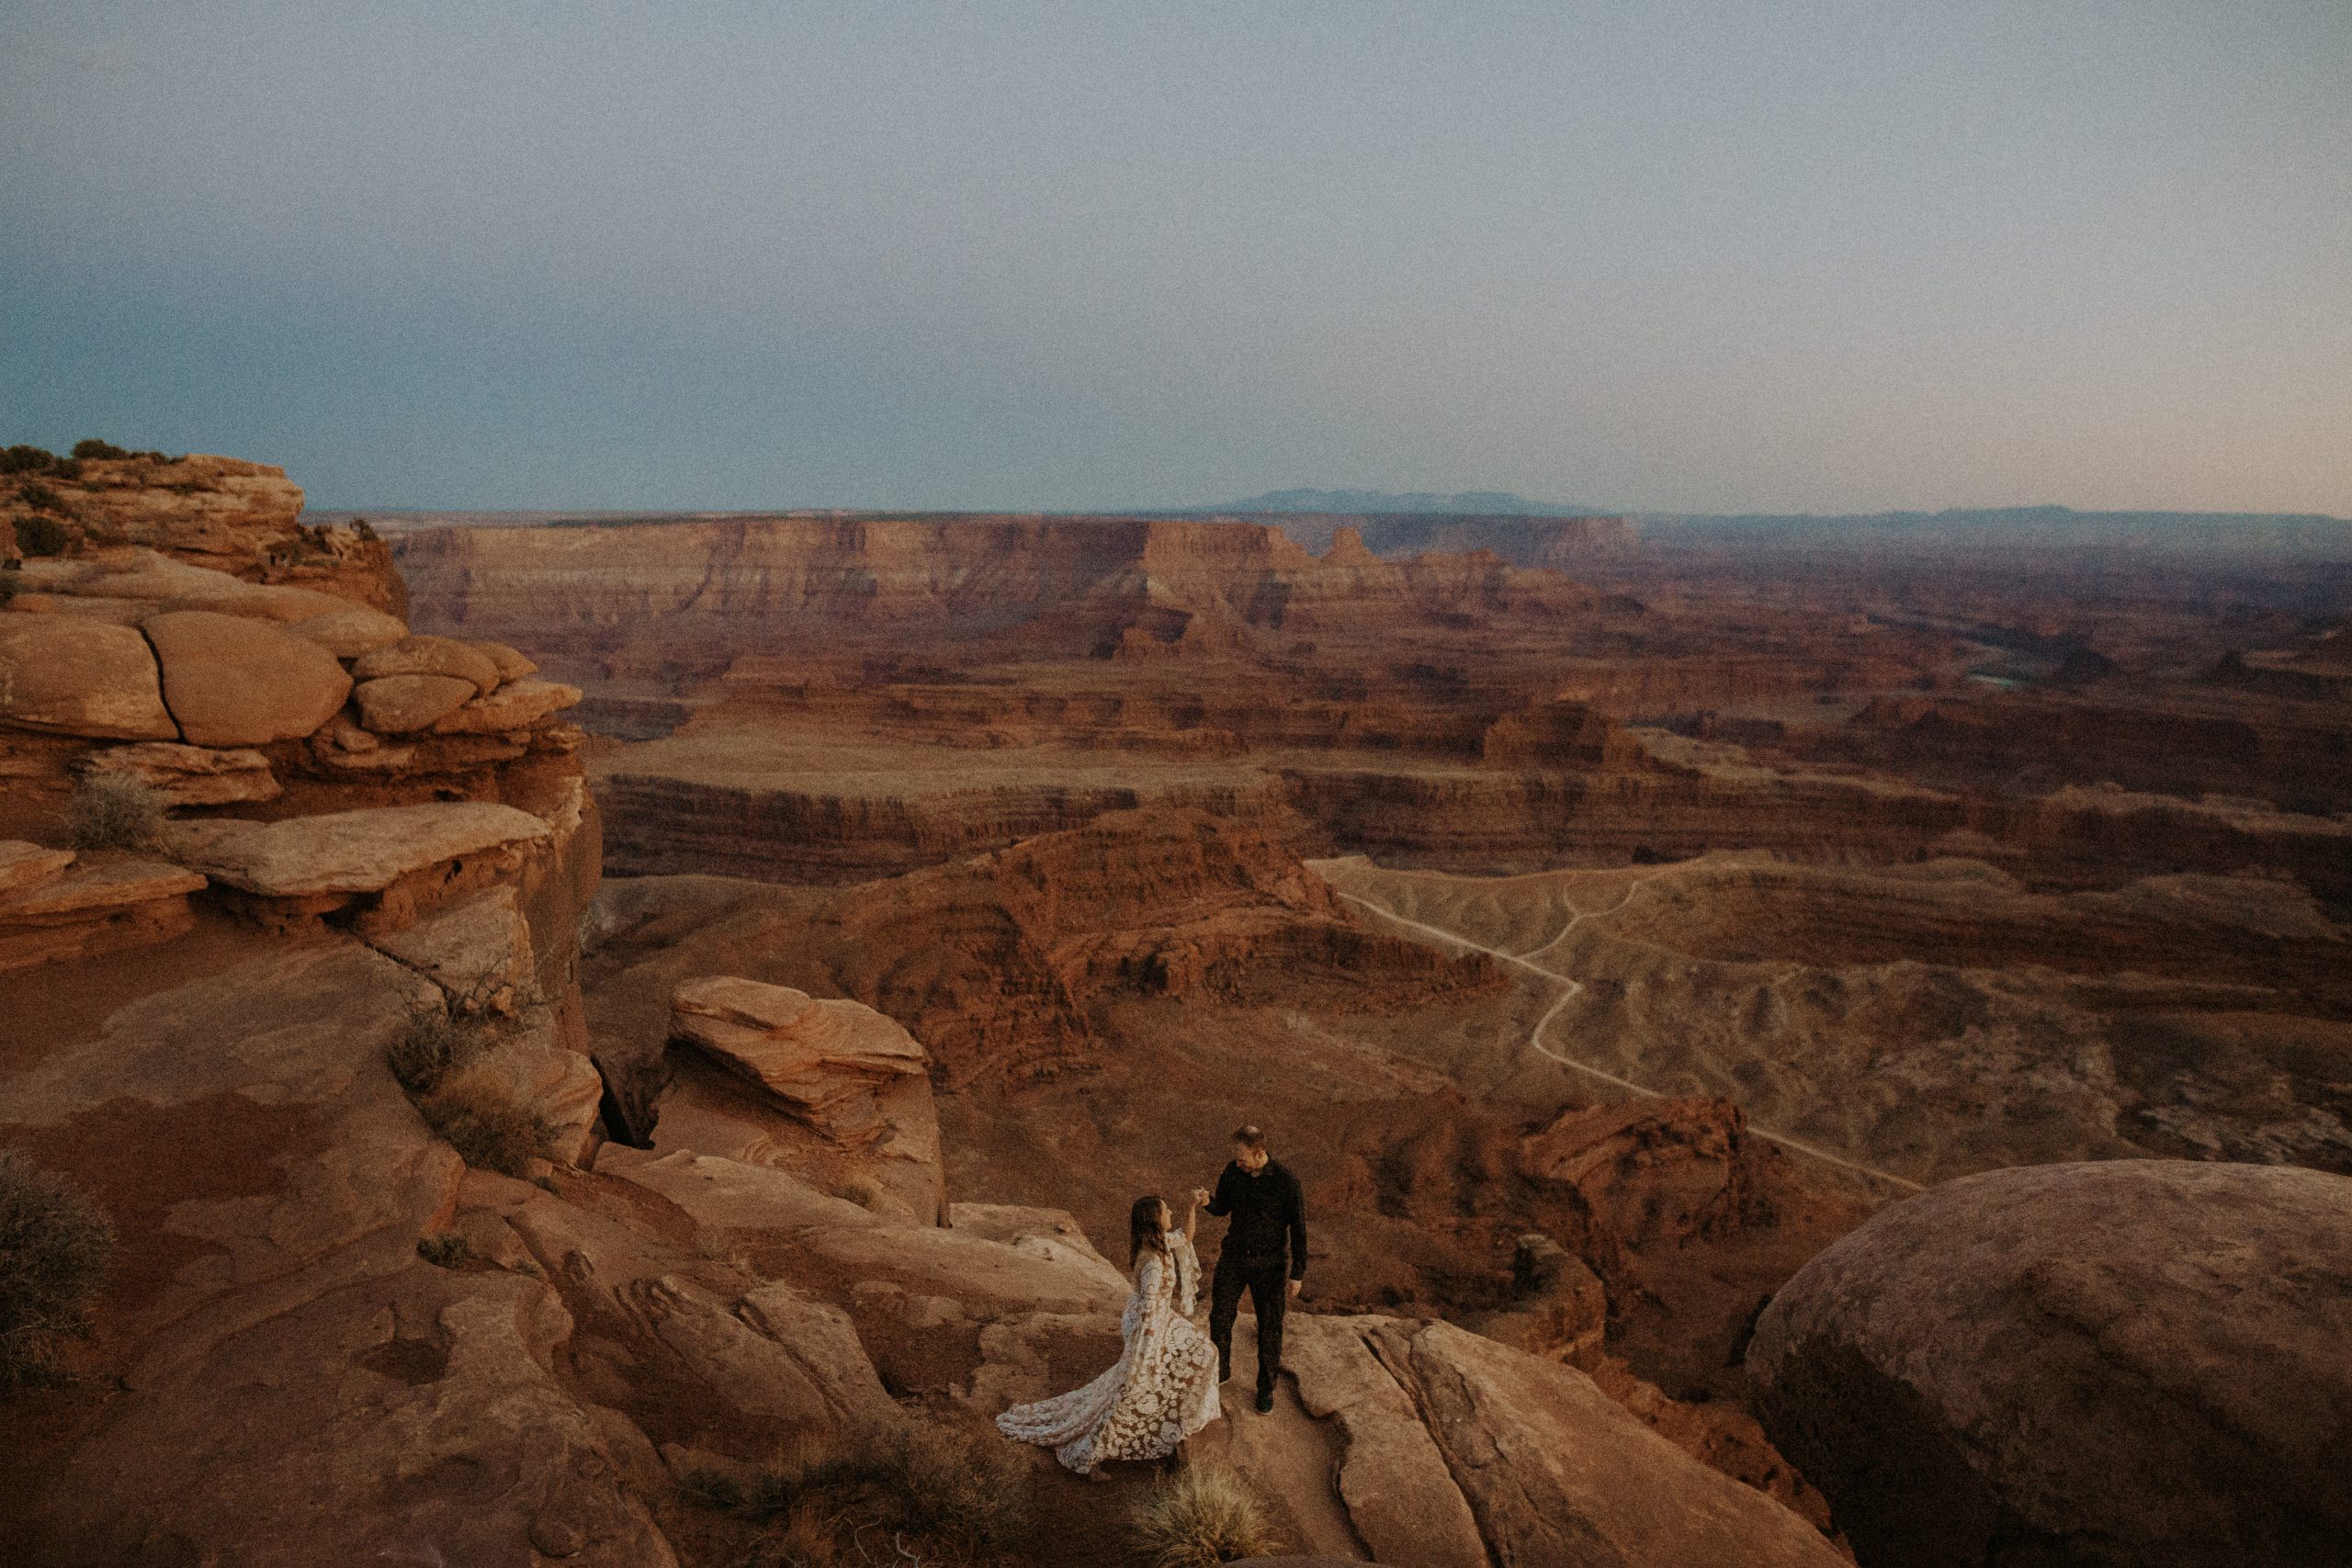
top-left (1231, 1124), bottom-right (1267, 1150)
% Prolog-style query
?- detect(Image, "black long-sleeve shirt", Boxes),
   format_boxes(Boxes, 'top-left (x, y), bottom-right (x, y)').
top-left (1205, 1158), bottom-right (1307, 1280)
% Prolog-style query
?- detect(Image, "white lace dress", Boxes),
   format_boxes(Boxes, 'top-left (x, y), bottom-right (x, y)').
top-left (995, 1231), bottom-right (1223, 1473)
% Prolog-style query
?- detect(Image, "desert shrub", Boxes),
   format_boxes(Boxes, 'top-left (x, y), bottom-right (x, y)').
top-left (13, 514), bottom-right (69, 557)
top-left (386, 1004), bottom-right (490, 1092)
top-left (0, 446), bottom-right (59, 476)
top-left (0, 1149), bottom-right (116, 1389)
top-left (1128, 1465), bottom-right (1282, 1568)
top-left (69, 439), bottom-right (130, 461)
top-left (415, 1231), bottom-right (470, 1268)
top-left (15, 480), bottom-right (67, 513)
top-left (65, 773), bottom-right (170, 853)
top-left (741, 1423), bottom-right (1032, 1562)
top-left (420, 1066), bottom-right (551, 1177)
top-left (677, 1467), bottom-right (747, 1512)
top-left (350, 515), bottom-right (381, 541)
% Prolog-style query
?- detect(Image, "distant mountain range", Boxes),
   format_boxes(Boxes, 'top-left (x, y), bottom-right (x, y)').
top-left (1220, 488), bottom-right (1594, 515)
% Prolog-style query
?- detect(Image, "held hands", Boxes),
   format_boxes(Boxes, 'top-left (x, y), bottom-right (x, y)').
top-left (1190, 1187), bottom-right (1213, 1208)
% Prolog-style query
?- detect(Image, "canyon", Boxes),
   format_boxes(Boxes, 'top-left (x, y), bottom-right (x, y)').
top-left (2, 459), bottom-right (2346, 1567)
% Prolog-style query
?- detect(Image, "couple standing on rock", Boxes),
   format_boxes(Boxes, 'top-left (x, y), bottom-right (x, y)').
top-left (996, 1123), bottom-right (1308, 1476)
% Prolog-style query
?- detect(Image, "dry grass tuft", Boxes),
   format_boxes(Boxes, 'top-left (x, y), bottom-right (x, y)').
top-left (64, 773), bottom-right (169, 853)
top-left (386, 1004), bottom-right (490, 1093)
top-left (0, 1149), bottom-right (116, 1388)
top-left (727, 1422), bottom-right (1032, 1564)
top-left (1128, 1464), bottom-right (1283, 1568)
top-left (419, 1065), bottom-right (551, 1177)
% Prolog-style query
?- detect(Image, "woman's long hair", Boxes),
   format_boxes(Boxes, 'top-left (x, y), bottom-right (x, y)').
top-left (1128, 1194), bottom-right (1170, 1267)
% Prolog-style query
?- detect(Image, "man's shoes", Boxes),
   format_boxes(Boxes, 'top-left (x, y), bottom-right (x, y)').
top-left (1254, 1389), bottom-right (1274, 1415)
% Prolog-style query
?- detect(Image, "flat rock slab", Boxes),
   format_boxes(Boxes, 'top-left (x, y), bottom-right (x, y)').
top-left (0, 840), bottom-right (76, 896)
top-left (174, 802), bottom-right (550, 896)
top-left (432, 676), bottom-right (582, 734)
top-left (83, 741), bottom-right (281, 806)
top-left (0, 858), bottom-right (207, 919)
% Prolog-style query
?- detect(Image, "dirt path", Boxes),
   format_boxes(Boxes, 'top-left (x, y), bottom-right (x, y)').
top-left (1335, 883), bottom-right (1925, 1195)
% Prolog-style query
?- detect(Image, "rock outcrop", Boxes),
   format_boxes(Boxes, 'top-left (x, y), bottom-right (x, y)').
top-left (1272, 1314), bottom-right (1847, 1568)
top-left (1747, 1159), bottom-right (2352, 1568)
top-left (661, 974), bottom-right (944, 1223)
top-left (0, 844), bottom-right (205, 970)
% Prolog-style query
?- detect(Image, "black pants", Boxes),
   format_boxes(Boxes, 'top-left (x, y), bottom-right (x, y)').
top-left (1208, 1259), bottom-right (1290, 1396)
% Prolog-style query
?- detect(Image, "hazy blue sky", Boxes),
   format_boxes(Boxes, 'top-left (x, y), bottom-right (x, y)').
top-left (4, 2), bottom-right (2346, 513)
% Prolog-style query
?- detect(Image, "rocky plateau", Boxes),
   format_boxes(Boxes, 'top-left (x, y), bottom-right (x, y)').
top-left (1, 459), bottom-right (2345, 1566)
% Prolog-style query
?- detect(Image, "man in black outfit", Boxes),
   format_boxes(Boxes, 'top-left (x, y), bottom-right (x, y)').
top-left (1194, 1123), bottom-right (1306, 1415)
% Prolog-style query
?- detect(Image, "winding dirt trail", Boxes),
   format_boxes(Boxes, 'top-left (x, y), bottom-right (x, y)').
top-left (1336, 882), bottom-right (1925, 1195)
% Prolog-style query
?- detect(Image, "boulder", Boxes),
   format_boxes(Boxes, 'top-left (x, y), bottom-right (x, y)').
top-left (431, 676), bottom-right (582, 734)
top-left (81, 741), bottom-right (280, 806)
top-left (144, 609), bottom-right (353, 746)
top-left (0, 615), bottom-right (177, 739)
top-left (670, 976), bottom-right (928, 1136)
top-left (354, 672), bottom-right (479, 734)
top-left (1747, 1159), bottom-right (2352, 1568)
top-left (289, 604), bottom-right (408, 658)
top-left (174, 801), bottom-right (550, 896)
top-left (470, 638), bottom-right (539, 682)
top-left (354, 633), bottom-right (503, 695)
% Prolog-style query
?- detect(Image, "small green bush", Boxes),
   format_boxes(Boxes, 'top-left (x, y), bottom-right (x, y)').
top-left (0, 446), bottom-right (59, 476)
top-left (13, 514), bottom-right (69, 557)
top-left (350, 516), bottom-right (381, 542)
top-left (65, 773), bottom-right (171, 853)
top-left (0, 1149), bottom-right (116, 1389)
top-left (386, 1005), bottom-right (489, 1092)
top-left (69, 439), bottom-right (130, 461)
top-left (420, 1066), bottom-right (551, 1177)
top-left (1128, 1465), bottom-right (1283, 1568)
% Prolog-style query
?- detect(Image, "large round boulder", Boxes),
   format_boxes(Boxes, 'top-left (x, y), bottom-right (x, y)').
top-left (1746, 1159), bottom-right (2352, 1568)
top-left (354, 672), bottom-right (478, 734)
top-left (0, 615), bottom-right (178, 739)
top-left (144, 610), bottom-right (354, 746)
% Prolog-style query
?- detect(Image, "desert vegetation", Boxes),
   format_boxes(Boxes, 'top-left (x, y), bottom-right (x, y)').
top-left (1125, 1466), bottom-right (1281, 1568)
top-left (0, 1151), bottom-right (116, 1390)
top-left (416, 1064), bottom-right (551, 1177)
top-left (62, 773), bottom-right (171, 853)
top-left (682, 1424), bottom-right (1035, 1567)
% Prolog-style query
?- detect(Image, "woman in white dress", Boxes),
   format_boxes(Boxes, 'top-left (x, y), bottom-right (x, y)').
top-left (996, 1192), bottom-right (1223, 1476)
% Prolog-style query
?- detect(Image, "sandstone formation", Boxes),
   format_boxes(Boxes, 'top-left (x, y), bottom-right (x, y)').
top-left (353, 631), bottom-right (503, 694)
top-left (0, 847), bottom-right (206, 970)
top-left (145, 608), bottom-right (355, 746)
top-left (0, 616), bottom-right (177, 739)
top-left (79, 740), bottom-right (281, 805)
top-left (1747, 1160), bottom-right (2352, 1568)
top-left (353, 671), bottom-right (478, 732)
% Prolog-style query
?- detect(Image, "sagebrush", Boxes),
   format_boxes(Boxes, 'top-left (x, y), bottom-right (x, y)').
top-left (0, 1149), bottom-right (116, 1388)
top-left (420, 1066), bottom-right (551, 1177)
top-left (386, 1004), bottom-right (490, 1092)
top-left (718, 1422), bottom-right (1033, 1564)
top-left (1128, 1464), bottom-right (1282, 1568)
top-left (65, 773), bottom-right (170, 852)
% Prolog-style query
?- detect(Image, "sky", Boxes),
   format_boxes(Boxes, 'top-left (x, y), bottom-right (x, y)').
top-left (2, 1), bottom-right (2346, 514)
